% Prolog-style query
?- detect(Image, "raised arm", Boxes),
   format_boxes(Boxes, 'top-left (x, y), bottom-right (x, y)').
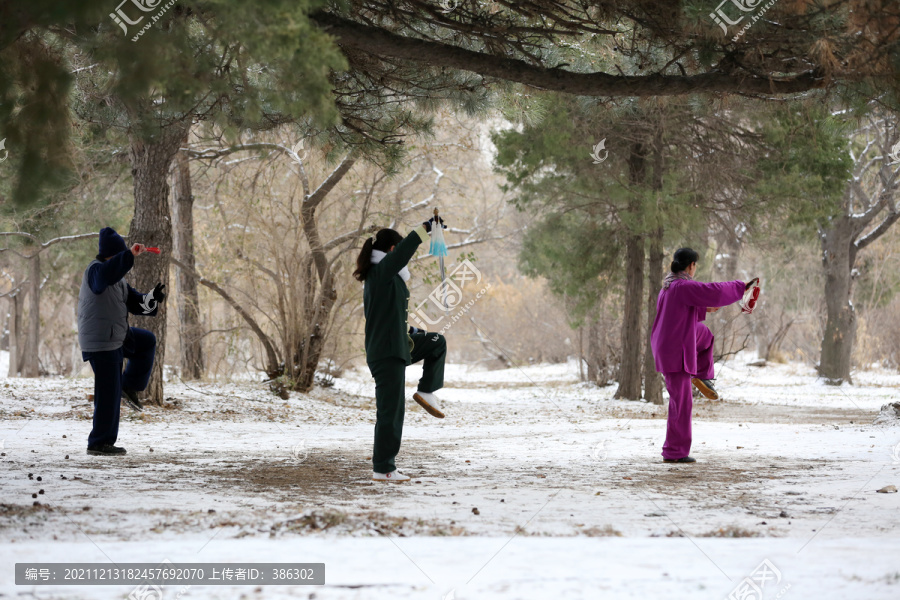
top-left (379, 225), bottom-right (428, 276)
top-left (676, 279), bottom-right (746, 309)
top-left (87, 250), bottom-right (135, 294)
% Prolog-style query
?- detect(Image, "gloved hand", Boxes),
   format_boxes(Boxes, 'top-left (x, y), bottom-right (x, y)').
top-left (422, 215), bottom-right (446, 233)
top-left (745, 277), bottom-right (759, 291)
top-left (140, 283), bottom-right (166, 314)
top-left (151, 283), bottom-right (166, 304)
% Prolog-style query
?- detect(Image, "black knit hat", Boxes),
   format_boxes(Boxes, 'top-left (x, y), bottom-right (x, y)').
top-left (98, 227), bottom-right (128, 259)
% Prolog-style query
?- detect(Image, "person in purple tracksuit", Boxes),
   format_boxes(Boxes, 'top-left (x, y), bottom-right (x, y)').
top-left (650, 248), bottom-right (757, 463)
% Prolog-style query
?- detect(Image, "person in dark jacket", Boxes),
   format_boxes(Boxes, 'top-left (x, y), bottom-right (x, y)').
top-left (78, 227), bottom-right (166, 456)
top-left (353, 216), bottom-right (448, 482)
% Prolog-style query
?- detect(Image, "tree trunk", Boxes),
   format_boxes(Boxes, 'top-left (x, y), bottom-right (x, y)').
top-left (21, 253), bottom-right (41, 377)
top-left (295, 207), bottom-right (337, 393)
top-left (577, 326), bottom-right (585, 381)
top-left (643, 230), bottom-right (664, 404)
top-left (292, 153), bottom-right (358, 393)
top-left (8, 293), bottom-right (22, 377)
top-left (753, 310), bottom-right (769, 361)
top-left (128, 124), bottom-right (188, 405)
top-left (819, 217), bottom-right (855, 384)
top-left (172, 148), bottom-right (204, 380)
top-left (615, 144), bottom-right (647, 400)
top-left (585, 319), bottom-right (613, 385)
top-left (615, 230), bottom-right (644, 399)
top-left (295, 284), bottom-right (337, 392)
top-left (0, 297), bottom-right (7, 352)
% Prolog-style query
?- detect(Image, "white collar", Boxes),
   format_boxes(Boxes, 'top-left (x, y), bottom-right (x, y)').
top-left (371, 249), bottom-right (411, 282)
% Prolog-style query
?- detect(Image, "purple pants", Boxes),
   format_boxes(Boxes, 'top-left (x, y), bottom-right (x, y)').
top-left (662, 323), bottom-right (715, 460)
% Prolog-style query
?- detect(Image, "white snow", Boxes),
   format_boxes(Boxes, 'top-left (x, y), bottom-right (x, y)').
top-left (1, 358), bottom-right (899, 599)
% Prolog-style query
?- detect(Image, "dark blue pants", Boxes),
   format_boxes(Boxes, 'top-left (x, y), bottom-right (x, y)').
top-left (86, 327), bottom-right (156, 448)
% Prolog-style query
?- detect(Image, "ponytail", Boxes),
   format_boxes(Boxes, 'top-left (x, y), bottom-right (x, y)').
top-left (353, 228), bottom-right (404, 281)
top-left (353, 238), bottom-right (375, 281)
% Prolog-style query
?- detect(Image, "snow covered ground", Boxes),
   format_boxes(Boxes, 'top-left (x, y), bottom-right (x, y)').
top-left (1, 358), bottom-right (899, 599)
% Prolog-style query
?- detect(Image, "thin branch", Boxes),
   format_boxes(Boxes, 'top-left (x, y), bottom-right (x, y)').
top-left (306, 151), bottom-right (358, 207)
top-left (169, 256), bottom-right (281, 375)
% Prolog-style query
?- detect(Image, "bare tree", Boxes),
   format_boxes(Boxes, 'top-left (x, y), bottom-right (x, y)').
top-left (819, 114), bottom-right (900, 383)
top-left (172, 143), bottom-right (205, 379)
top-left (0, 232), bottom-right (99, 377)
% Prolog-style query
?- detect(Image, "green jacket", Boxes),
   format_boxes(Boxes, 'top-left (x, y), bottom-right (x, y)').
top-left (363, 225), bottom-right (428, 365)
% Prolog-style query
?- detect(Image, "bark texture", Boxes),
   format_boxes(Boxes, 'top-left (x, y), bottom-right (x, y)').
top-left (172, 148), bottom-right (204, 380)
top-left (127, 123), bottom-right (189, 405)
top-left (643, 230), bottom-right (664, 405)
top-left (615, 143), bottom-right (646, 400)
top-left (818, 216), bottom-right (856, 384)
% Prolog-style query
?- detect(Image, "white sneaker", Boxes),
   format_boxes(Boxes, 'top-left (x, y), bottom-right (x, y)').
top-left (372, 470), bottom-right (411, 483)
top-left (413, 391), bottom-right (445, 419)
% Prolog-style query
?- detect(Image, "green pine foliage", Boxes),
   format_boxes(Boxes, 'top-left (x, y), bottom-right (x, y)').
top-left (753, 102), bottom-right (853, 228)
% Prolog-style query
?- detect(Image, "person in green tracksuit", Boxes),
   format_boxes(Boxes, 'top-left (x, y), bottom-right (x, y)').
top-left (353, 216), bottom-right (448, 483)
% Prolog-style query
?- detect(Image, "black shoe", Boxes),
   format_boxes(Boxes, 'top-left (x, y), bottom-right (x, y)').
top-left (691, 378), bottom-right (719, 400)
top-left (663, 456), bottom-right (696, 463)
top-left (122, 388), bottom-right (143, 412)
top-left (87, 444), bottom-right (127, 456)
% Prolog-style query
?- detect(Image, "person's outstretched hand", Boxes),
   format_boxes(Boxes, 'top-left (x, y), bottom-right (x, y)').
top-left (422, 215), bottom-right (447, 233)
top-left (130, 243), bottom-right (146, 256)
top-left (745, 277), bottom-right (759, 290)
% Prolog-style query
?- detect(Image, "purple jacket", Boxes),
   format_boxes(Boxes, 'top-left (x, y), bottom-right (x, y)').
top-left (650, 279), bottom-right (745, 374)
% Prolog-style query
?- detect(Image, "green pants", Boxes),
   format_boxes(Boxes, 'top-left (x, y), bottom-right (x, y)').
top-left (368, 332), bottom-right (446, 474)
